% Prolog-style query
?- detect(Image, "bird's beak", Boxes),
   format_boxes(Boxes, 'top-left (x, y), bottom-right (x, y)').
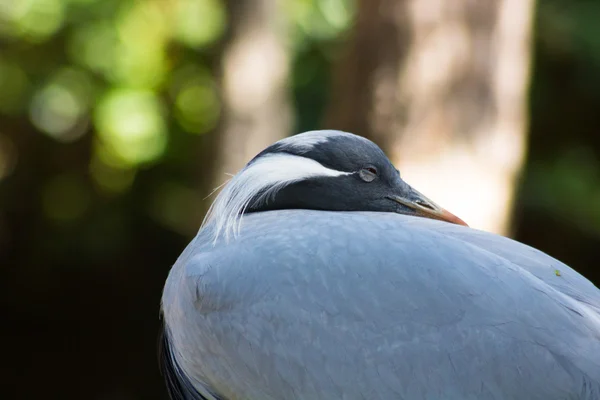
top-left (389, 188), bottom-right (469, 227)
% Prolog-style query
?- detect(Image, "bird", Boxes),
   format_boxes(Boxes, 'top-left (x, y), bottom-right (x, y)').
top-left (160, 130), bottom-right (600, 400)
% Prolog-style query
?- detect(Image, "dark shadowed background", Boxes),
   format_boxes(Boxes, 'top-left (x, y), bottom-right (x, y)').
top-left (1, 0), bottom-right (599, 398)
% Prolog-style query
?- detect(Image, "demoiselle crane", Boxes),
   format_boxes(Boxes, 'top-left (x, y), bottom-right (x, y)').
top-left (160, 130), bottom-right (600, 400)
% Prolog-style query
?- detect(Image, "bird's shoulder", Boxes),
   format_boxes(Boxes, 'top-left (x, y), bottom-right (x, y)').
top-left (171, 210), bottom-right (599, 325)
top-left (174, 211), bottom-right (463, 312)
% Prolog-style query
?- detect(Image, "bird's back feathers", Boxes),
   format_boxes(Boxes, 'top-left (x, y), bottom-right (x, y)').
top-left (162, 210), bottom-right (600, 400)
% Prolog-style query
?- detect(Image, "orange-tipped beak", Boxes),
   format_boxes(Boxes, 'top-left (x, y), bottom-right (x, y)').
top-left (434, 208), bottom-right (469, 227)
top-left (389, 188), bottom-right (469, 227)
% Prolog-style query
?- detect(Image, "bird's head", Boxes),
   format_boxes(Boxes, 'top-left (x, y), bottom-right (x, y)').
top-left (205, 130), bottom-right (467, 240)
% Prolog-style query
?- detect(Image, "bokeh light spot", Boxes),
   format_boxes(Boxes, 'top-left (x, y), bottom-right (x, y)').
top-left (175, 85), bottom-right (220, 134)
top-left (172, 0), bottom-right (226, 48)
top-left (95, 89), bottom-right (168, 167)
top-left (29, 67), bottom-right (93, 142)
top-left (170, 64), bottom-right (220, 134)
top-left (112, 0), bottom-right (168, 88)
top-left (30, 84), bottom-right (81, 140)
top-left (319, 0), bottom-right (354, 31)
top-left (286, 0), bottom-right (356, 44)
top-left (0, 0), bottom-right (65, 42)
top-left (68, 20), bottom-right (118, 76)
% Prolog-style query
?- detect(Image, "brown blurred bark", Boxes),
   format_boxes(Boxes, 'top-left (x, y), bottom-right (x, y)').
top-left (326, 0), bottom-right (535, 235)
top-left (209, 0), bottom-right (292, 192)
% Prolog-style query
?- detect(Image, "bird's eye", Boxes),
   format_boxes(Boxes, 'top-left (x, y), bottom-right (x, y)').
top-left (359, 166), bottom-right (378, 182)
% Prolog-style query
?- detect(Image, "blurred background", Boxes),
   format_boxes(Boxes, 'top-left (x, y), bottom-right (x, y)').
top-left (1, 0), bottom-right (599, 398)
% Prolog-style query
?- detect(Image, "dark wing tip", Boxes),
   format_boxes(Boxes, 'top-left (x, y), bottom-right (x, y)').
top-left (158, 324), bottom-right (221, 400)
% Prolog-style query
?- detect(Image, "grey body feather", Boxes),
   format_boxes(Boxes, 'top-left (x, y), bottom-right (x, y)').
top-left (161, 210), bottom-right (600, 400)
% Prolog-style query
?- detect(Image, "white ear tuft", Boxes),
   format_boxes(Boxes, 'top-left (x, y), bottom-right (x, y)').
top-left (202, 153), bottom-right (350, 242)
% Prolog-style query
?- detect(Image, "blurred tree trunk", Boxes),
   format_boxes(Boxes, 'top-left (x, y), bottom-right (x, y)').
top-left (325, 0), bottom-right (535, 235)
top-left (209, 0), bottom-right (292, 193)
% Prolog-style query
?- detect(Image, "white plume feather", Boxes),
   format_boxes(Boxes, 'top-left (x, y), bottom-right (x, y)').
top-left (202, 153), bottom-right (349, 242)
